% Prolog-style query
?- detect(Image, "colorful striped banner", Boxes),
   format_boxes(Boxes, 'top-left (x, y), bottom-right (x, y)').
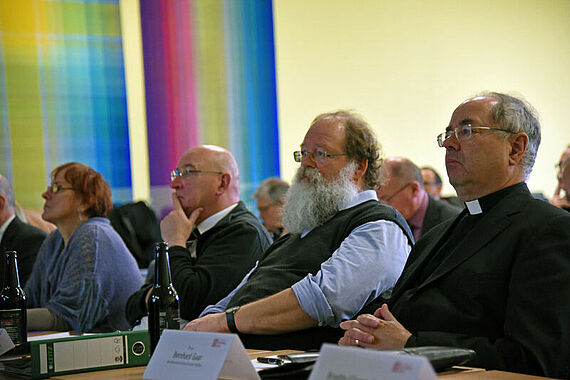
top-left (0, 0), bottom-right (131, 208)
top-left (0, 0), bottom-right (279, 214)
top-left (141, 0), bottom-right (279, 213)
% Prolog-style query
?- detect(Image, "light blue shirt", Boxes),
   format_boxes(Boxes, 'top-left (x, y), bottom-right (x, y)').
top-left (199, 190), bottom-right (412, 327)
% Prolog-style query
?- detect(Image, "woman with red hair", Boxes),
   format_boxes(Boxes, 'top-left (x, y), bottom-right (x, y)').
top-left (25, 162), bottom-right (142, 332)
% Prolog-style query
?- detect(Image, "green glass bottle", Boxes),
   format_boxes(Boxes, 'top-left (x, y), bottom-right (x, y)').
top-left (148, 242), bottom-right (180, 354)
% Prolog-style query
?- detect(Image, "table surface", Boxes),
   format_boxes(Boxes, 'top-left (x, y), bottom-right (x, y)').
top-left (0, 342), bottom-right (556, 380)
top-left (48, 352), bottom-right (554, 380)
top-left (44, 366), bottom-right (554, 380)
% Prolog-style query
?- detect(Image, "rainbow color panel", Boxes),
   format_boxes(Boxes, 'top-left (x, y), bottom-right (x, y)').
top-left (0, 0), bottom-right (131, 208)
top-left (140, 0), bottom-right (279, 210)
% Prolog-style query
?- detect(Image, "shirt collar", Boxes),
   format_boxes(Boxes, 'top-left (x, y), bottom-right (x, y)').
top-left (196, 203), bottom-right (239, 235)
top-left (0, 214), bottom-right (16, 242)
top-left (464, 182), bottom-right (526, 215)
top-left (339, 189), bottom-right (378, 211)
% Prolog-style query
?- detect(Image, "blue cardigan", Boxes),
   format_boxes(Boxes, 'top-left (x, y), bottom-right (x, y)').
top-left (25, 217), bottom-right (143, 331)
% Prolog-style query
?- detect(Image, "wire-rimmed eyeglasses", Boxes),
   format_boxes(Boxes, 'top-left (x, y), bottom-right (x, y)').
top-left (293, 149), bottom-right (347, 164)
top-left (47, 183), bottom-right (73, 194)
top-left (437, 124), bottom-right (516, 147)
top-left (379, 183), bottom-right (411, 204)
top-left (170, 168), bottom-right (223, 182)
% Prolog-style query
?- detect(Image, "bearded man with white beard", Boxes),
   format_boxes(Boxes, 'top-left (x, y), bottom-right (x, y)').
top-left (184, 110), bottom-right (414, 350)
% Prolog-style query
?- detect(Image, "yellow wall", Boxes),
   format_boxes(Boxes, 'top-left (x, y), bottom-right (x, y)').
top-left (120, 0), bottom-right (150, 202)
top-left (273, 0), bottom-right (570, 198)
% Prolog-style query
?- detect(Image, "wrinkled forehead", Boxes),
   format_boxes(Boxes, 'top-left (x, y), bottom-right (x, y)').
top-left (177, 153), bottom-right (199, 169)
top-left (302, 118), bottom-right (346, 150)
top-left (449, 96), bottom-right (498, 127)
top-left (178, 148), bottom-right (213, 169)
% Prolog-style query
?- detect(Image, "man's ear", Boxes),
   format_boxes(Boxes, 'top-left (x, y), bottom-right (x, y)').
top-left (216, 173), bottom-right (231, 196)
top-left (353, 160), bottom-right (368, 183)
top-left (409, 181), bottom-right (421, 197)
top-left (508, 133), bottom-right (529, 166)
top-left (0, 194), bottom-right (5, 210)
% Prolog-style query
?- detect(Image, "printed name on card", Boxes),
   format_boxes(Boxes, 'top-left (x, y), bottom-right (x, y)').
top-left (309, 344), bottom-right (437, 380)
top-left (143, 330), bottom-right (259, 380)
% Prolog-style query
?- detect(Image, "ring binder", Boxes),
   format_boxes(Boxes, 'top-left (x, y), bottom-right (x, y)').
top-left (0, 330), bottom-right (150, 379)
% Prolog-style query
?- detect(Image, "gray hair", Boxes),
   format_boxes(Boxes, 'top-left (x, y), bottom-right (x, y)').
top-left (0, 174), bottom-right (16, 211)
top-left (477, 92), bottom-right (541, 180)
top-left (253, 177), bottom-right (290, 204)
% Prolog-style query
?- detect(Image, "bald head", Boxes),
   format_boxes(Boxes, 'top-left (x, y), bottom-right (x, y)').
top-left (377, 157), bottom-right (425, 220)
top-left (385, 157), bottom-right (423, 188)
top-left (171, 145), bottom-right (241, 222)
top-left (192, 145), bottom-right (240, 196)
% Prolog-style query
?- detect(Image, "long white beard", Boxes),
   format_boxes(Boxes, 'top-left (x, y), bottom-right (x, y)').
top-left (282, 162), bottom-right (359, 234)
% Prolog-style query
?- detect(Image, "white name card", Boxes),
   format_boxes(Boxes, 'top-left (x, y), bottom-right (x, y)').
top-left (143, 330), bottom-right (260, 380)
top-left (0, 329), bottom-right (15, 356)
top-left (309, 344), bottom-right (437, 380)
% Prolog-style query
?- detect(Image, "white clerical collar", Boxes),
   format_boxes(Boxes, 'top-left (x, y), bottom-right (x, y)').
top-left (465, 199), bottom-right (483, 215)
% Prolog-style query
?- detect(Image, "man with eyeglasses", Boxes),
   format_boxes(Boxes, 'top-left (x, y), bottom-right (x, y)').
top-left (377, 157), bottom-right (460, 241)
top-left (550, 145), bottom-right (570, 211)
top-left (0, 174), bottom-right (47, 287)
top-left (184, 110), bottom-right (413, 350)
top-left (125, 145), bottom-right (271, 325)
top-left (339, 92), bottom-right (570, 378)
top-left (253, 177), bottom-right (290, 240)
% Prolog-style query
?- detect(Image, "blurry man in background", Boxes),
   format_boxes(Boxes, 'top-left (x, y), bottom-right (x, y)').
top-left (253, 177), bottom-right (289, 240)
top-left (550, 144), bottom-right (570, 211)
top-left (378, 157), bottom-right (461, 241)
top-left (0, 174), bottom-right (46, 287)
top-left (420, 166), bottom-right (443, 200)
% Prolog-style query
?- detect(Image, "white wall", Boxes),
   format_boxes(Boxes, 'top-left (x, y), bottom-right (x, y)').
top-left (273, 0), bottom-right (570, 198)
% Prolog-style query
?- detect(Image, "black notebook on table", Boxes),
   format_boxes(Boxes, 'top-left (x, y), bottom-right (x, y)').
top-left (258, 346), bottom-right (476, 379)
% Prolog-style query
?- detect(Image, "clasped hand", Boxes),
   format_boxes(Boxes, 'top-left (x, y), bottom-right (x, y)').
top-left (338, 304), bottom-right (412, 349)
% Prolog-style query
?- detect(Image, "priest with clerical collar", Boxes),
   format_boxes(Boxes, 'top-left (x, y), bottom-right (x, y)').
top-left (339, 92), bottom-right (570, 379)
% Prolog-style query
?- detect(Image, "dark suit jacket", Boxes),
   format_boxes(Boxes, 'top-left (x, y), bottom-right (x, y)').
top-left (0, 216), bottom-right (46, 287)
top-left (421, 195), bottom-right (462, 237)
top-left (389, 184), bottom-right (570, 378)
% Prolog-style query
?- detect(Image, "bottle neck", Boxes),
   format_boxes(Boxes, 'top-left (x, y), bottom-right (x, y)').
top-left (3, 251), bottom-right (21, 289)
top-left (154, 244), bottom-right (173, 287)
